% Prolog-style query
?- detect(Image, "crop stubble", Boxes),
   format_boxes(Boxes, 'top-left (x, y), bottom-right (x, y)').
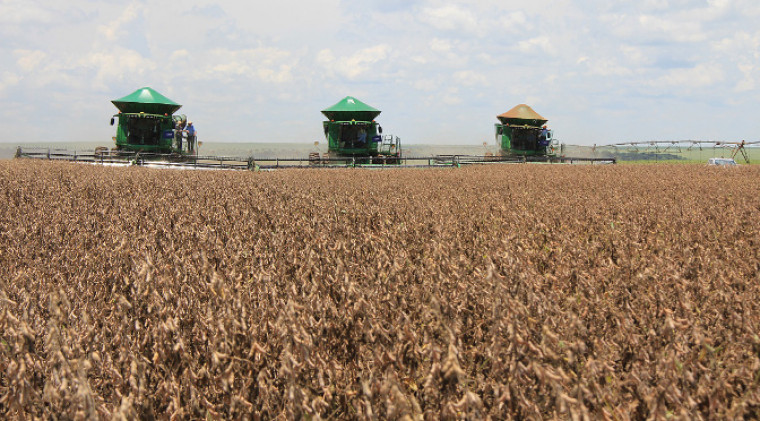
top-left (1, 161), bottom-right (759, 419)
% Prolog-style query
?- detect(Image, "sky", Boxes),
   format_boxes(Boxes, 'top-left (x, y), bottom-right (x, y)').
top-left (1, 0), bottom-right (759, 146)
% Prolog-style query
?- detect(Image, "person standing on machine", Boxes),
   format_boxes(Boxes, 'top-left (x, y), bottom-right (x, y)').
top-left (185, 122), bottom-right (196, 153)
top-left (175, 118), bottom-right (186, 151)
top-left (538, 125), bottom-right (549, 147)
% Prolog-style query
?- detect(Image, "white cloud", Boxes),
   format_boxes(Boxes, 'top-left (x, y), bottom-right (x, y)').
top-left (79, 49), bottom-right (156, 89)
top-left (711, 31), bottom-right (760, 92)
top-left (204, 48), bottom-right (295, 83)
top-left (317, 45), bottom-right (390, 80)
top-left (0, 0), bottom-right (54, 25)
top-left (601, 11), bottom-right (708, 44)
top-left (713, 31), bottom-right (760, 56)
top-left (735, 63), bottom-right (756, 92)
top-left (98, 2), bottom-right (143, 42)
top-left (0, 72), bottom-right (21, 95)
top-left (430, 38), bottom-right (452, 53)
top-left (517, 36), bottom-right (555, 55)
top-left (414, 78), bottom-right (439, 92)
top-left (420, 5), bottom-right (480, 35)
top-left (654, 63), bottom-right (725, 89)
top-left (638, 14), bottom-right (706, 43)
top-left (620, 46), bottom-right (652, 67)
top-left (201, 0), bottom-right (342, 39)
top-left (499, 10), bottom-right (530, 32)
top-left (170, 50), bottom-right (190, 60)
top-left (581, 57), bottom-right (635, 77)
top-left (442, 90), bottom-right (462, 106)
top-left (14, 50), bottom-right (48, 72)
top-left (453, 70), bottom-right (487, 87)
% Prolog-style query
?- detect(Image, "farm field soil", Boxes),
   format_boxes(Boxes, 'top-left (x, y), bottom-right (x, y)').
top-left (1, 161), bottom-right (759, 419)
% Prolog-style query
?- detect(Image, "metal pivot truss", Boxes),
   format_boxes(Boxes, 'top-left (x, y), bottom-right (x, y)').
top-left (605, 140), bottom-right (760, 163)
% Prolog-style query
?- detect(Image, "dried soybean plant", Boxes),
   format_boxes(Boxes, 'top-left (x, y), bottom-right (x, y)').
top-left (1, 160), bottom-right (759, 419)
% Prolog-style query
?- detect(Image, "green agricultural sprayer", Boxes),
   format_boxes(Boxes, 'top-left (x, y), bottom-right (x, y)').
top-left (110, 87), bottom-right (196, 155)
top-left (321, 96), bottom-right (401, 164)
top-left (495, 104), bottom-right (561, 158)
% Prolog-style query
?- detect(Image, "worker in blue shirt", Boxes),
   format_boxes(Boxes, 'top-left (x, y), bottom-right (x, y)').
top-left (538, 126), bottom-right (549, 147)
top-left (185, 122), bottom-right (196, 153)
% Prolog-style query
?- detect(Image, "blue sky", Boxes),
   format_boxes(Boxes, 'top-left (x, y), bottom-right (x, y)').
top-left (1, 0), bottom-right (759, 145)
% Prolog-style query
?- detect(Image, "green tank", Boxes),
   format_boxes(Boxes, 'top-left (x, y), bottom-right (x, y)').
top-left (322, 96), bottom-right (400, 163)
top-left (495, 104), bottom-right (557, 157)
top-left (110, 87), bottom-right (195, 154)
